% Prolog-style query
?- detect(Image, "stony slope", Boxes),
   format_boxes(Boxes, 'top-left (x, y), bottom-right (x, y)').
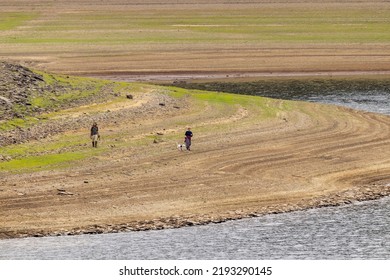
top-left (0, 61), bottom-right (45, 120)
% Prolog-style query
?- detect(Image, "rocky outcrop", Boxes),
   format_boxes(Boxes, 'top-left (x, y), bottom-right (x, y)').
top-left (0, 61), bottom-right (45, 120)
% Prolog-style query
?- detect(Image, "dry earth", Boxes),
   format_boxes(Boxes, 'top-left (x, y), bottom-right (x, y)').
top-left (1, 0), bottom-right (390, 78)
top-left (1, 84), bottom-right (390, 239)
top-left (1, 0), bottom-right (390, 239)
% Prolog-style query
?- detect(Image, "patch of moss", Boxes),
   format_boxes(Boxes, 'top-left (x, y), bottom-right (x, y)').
top-left (0, 116), bottom-right (41, 131)
top-left (0, 12), bottom-right (37, 31)
top-left (31, 71), bottom-right (113, 109)
top-left (167, 86), bottom-right (290, 120)
top-left (0, 151), bottom-right (88, 172)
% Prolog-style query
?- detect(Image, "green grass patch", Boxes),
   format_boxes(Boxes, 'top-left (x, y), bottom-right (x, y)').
top-left (0, 12), bottom-right (37, 31)
top-left (1, 132), bottom-right (84, 158)
top-left (0, 71), bottom-right (125, 132)
top-left (166, 85), bottom-right (291, 122)
top-left (0, 131), bottom-right (104, 173)
top-left (29, 71), bottom-right (124, 112)
top-left (0, 152), bottom-right (87, 172)
top-left (0, 118), bottom-right (28, 131)
top-left (0, 117), bottom-right (41, 131)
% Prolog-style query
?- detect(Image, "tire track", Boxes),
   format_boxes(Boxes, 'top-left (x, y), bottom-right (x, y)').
top-left (1, 92), bottom-right (390, 238)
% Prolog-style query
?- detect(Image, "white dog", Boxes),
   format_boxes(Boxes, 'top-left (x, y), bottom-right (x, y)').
top-left (177, 142), bottom-right (186, 151)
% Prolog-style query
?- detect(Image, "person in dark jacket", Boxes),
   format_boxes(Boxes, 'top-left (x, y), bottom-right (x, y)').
top-left (90, 122), bottom-right (100, 148)
top-left (184, 127), bottom-right (193, 151)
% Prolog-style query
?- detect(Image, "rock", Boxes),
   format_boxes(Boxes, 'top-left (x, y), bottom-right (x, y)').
top-left (57, 189), bottom-right (74, 196)
top-left (0, 155), bottom-right (12, 162)
top-left (0, 96), bottom-right (12, 106)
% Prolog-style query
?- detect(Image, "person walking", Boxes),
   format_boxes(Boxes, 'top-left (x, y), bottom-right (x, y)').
top-left (90, 122), bottom-right (100, 148)
top-left (184, 127), bottom-right (193, 151)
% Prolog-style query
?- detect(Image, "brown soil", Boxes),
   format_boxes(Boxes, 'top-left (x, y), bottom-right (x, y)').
top-left (1, 85), bottom-right (390, 239)
top-left (1, 0), bottom-right (390, 239)
top-left (1, 1), bottom-right (390, 78)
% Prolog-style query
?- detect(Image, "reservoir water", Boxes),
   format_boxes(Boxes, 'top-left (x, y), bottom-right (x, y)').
top-left (1, 86), bottom-right (389, 260)
top-left (0, 197), bottom-right (389, 260)
top-left (279, 89), bottom-right (390, 116)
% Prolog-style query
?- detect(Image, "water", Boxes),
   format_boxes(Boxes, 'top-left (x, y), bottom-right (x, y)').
top-left (178, 79), bottom-right (390, 115)
top-left (288, 90), bottom-right (390, 116)
top-left (1, 197), bottom-right (389, 260)
top-left (1, 86), bottom-right (389, 260)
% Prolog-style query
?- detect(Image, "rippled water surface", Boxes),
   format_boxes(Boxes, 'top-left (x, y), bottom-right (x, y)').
top-left (1, 197), bottom-right (389, 260)
top-left (1, 88), bottom-right (389, 260)
top-left (298, 90), bottom-right (390, 116)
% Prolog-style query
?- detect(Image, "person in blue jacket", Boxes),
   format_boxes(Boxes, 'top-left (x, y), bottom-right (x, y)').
top-left (184, 127), bottom-right (193, 151)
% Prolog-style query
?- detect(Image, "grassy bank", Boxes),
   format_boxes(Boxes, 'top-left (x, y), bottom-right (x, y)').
top-left (0, 70), bottom-right (129, 130)
top-left (1, 67), bottom-right (135, 172)
top-left (1, 67), bottom-right (296, 173)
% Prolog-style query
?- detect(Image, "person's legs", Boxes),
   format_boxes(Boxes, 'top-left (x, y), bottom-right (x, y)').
top-left (185, 137), bottom-right (191, 150)
top-left (91, 135), bottom-right (98, 147)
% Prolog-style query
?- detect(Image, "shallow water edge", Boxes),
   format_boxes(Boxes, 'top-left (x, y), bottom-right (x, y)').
top-left (1, 181), bottom-right (389, 240)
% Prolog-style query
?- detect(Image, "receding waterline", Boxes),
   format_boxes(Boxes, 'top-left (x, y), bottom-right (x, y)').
top-left (1, 196), bottom-right (389, 260)
top-left (1, 86), bottom-right (389, 260)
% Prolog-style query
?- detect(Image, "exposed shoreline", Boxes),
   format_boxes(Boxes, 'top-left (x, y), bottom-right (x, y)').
top-left (87, 70), bottom-right (390, 83)
top-left (1, 76), bottom-right (390, 240)
top-left (1, 0), bottom-right (390, 242)
top-left (1, 183), bottom-right (389, 240)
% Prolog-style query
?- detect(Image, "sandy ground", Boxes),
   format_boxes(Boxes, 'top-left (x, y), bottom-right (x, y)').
top-left (1, 0), bottom-right (390, 239)
top-left (1, 86), bottom-right (390, 239)
top-left (1, 1), bottom-right (390, 76)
